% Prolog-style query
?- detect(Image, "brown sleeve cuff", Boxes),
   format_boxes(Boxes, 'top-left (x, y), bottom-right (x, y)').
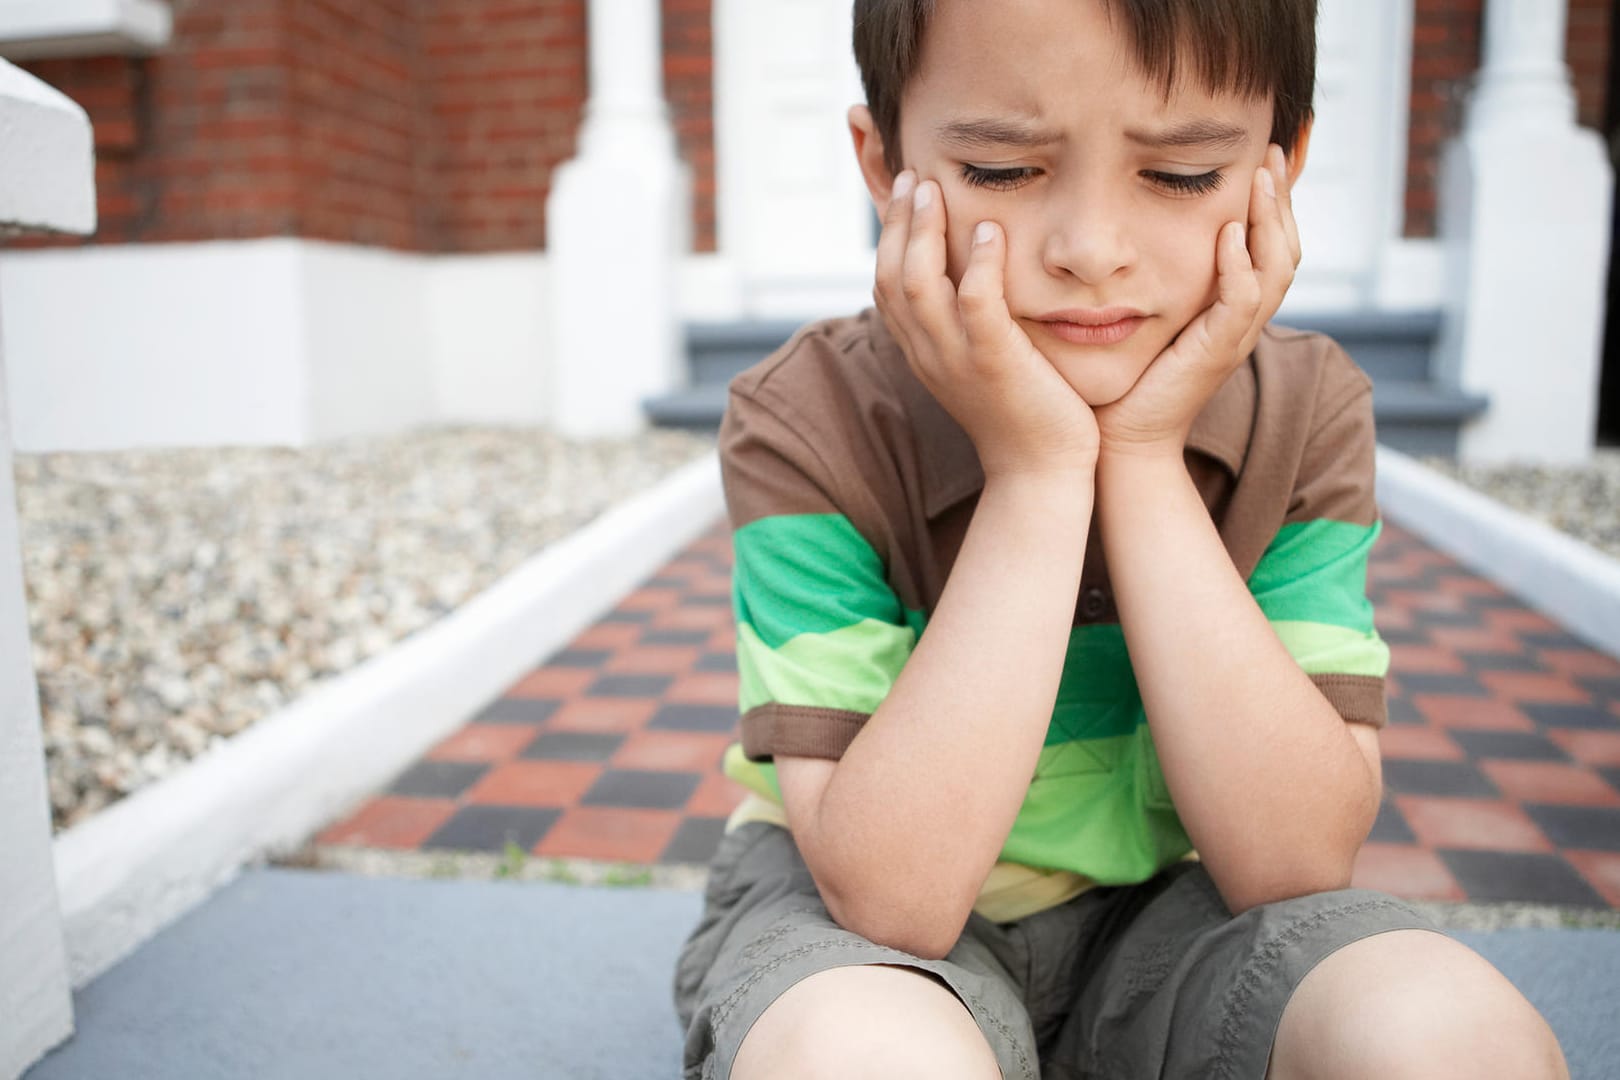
top-left (740, 704), bottom-right (869, 761)
top-left (1312, 673), bottom-right (1387, 728)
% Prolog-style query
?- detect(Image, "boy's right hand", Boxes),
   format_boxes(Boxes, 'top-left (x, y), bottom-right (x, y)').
top-left (874, 171), bottom-right (1100, 482)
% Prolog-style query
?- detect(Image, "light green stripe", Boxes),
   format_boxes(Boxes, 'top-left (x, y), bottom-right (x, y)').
top-left (1272, 620), bottom-right (1391, 677)
top-left (737, 618), bottom-right (916, 714)
top-left (734, 514), bottom-right (900, 647)
top-left (1250, 519), bottom-right (1381, 630)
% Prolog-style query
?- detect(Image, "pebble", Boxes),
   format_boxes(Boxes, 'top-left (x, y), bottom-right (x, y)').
top-left (1421, 448), bottom-right (1620, 562)
top-left (14, 425), bottom-right (714, 834)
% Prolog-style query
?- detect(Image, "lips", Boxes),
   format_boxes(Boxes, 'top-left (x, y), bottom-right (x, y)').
top-left (1032, 308), bottom-right (1148, 346)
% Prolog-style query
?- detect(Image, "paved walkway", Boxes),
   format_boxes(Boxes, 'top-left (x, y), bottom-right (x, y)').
top-left (318, 518), bottom-right (1620, 910)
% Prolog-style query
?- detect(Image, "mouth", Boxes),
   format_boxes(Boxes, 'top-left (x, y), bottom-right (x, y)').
top-left (1030, 308), bottom-right (1148, 346)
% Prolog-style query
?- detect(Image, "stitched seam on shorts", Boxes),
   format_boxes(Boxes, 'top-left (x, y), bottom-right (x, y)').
top-left (1210, 897), bottom-right (1414, 1080)
top-left (712, 938), bottom-right (1037, 1080)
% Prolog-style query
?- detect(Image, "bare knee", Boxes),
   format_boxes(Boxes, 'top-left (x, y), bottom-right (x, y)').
top-left (1268, 930), bottom-right (1568, 1080)
top-left (731, 963), bottom-right (1003, 1080)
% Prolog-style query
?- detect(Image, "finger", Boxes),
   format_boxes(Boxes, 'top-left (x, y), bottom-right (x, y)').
top-left (1199, 221), bottom-right (1262, 357)
top-left (873, 170), bottom-right (917, 318)
top-left (1247, 160), bottom-right (1294, 312)
top-left (900, 179), bottom-right (959, 338)
top-left (1269, 144), bottom-right (1302, 267)
top-left (956, 221), bottom-right (1016, 351)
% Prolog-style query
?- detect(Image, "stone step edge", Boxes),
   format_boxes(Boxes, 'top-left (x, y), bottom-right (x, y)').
top-left (50, 451), bottom-right (725, 990)
top-left (1375, 445), bottom-right (1620, 661)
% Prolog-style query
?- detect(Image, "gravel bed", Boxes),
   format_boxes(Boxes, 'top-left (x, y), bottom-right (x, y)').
top-left (15, 425), bottom-right (715, 834)
top-left (1419, 448), bottom-right (1620, 562)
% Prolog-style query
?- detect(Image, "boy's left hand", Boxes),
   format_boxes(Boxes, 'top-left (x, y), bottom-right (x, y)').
top-left (1093, 144), bottom-right (1301, 460)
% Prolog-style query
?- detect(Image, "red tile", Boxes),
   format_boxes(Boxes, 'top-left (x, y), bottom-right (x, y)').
top-left (426, 724), bottom-right (538, 763)
top-left (653, 605), bottom-right (734, 632)
top-left (1445, 577), bottom-right (1511, 600)
top-left (1478, 761), bottom-right (1620, 807)
top-left (1374, 607), bottom-right (1415, 632)
top-left (1414, 694), bottom-right (1535, 732)
top-left (569, 623), bottom-right (644, 651)
top-left (1395, 796), bottom-right (1553, 852)
top-left (668, 672), bottom-right (742, 706)
top-left (605, 645), bottom-right (701, 675)
top-left (708, 628), bottom-right (738, 652)
top-left (688, 771), bottom-right (752, 817)
top-left (507, 668), bottom-right (595, 700)
top-left (1538, 649), bottom-right (1620, 679)
top-left (549, 698), bottom-right (659, 734)
top-left (1483, 608), bottom-right (1562, 634)
top-left (1549, 730), bottom-right (1620, 767)
top-left (464, 761), bottom-right (601, 808)
top-left (1425, 626), bottom-right (1527, 654)
top-left (611, 730), bottom-right (733, 772)
top-left (1383, 589), bottom-right (1468, 615)
top-left (533, 807), bottom-right (683, 862)
top-left (618, 587), bottom-right (682, 612)
top-left (1563, 850), bottom-right (1620, 908)
top-left (1351, 843), bottom-right (1466, 902)
top-left (1378, 725), bottom-right (1464, 762)
top-left (1477, 671), bottom-right (1592, 705)
top-left (316, 797), bottom-right (456, 849)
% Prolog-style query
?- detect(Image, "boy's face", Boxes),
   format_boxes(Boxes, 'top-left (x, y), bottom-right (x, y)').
top-left (853, 0), bottom-right (1307, 406)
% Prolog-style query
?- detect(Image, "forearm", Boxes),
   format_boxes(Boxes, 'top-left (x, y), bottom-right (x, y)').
top-left (809, 469), bottom-right (1092, 956)
top-left (1097, 453), bottom-right (1379, 912)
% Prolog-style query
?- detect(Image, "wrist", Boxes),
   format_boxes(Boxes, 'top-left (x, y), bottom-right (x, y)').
top-left (1096, 446), bottom-right (1190, 492)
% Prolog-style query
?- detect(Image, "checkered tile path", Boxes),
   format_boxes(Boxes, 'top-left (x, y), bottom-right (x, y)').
top-left (317, 519), bottom-right (1620, 909)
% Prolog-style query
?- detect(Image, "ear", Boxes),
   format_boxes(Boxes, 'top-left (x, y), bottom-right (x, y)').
top-left (1284, 115), bottom-right (1313, 187)
top-left (849, 104), bottom-right (899, 215)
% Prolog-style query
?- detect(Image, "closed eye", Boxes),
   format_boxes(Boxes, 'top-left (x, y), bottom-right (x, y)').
top-left (960, 164), bottom-right (1040, 191)
top-left (1143, 170), bottom-right (1224, 196)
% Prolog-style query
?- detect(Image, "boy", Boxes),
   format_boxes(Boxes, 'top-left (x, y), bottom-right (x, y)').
top-left (674, 0), bottom-right (1569, 1076)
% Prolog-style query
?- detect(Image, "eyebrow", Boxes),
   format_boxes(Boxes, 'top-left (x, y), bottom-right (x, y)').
top-left (934, 118), bottom-right (1064, 150)
top-left (1123, 119), bottom-right (1250, 151)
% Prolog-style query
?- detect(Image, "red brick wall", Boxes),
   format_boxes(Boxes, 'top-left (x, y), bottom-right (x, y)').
top-left (1404, 0), bottom-right (1612, 237)
top-left (664, 0), bottom-right (716, 253)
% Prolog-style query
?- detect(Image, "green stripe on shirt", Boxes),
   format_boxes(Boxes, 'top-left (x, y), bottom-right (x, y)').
top-left (1249, 519), bottom-right (1381, 630)
top-left (734, 514), bottom-right (903, 647)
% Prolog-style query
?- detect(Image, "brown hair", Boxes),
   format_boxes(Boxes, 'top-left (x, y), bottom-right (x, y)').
top-left (852, 0), bottom-right (1318, 175)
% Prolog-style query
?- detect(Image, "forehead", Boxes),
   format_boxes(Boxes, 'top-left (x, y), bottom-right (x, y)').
top-left (903, 0), bottom-right (1269, 139)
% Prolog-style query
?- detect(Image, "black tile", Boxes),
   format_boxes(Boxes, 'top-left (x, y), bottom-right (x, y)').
top-left (1457, 651), bottom-right (1545, 673)
top-left (1375, 627), bottom-right (1431, 646)
top-left (600, 609), bottom-right (655, 624)
top-left (475, 698), bottom-right (559, 725)
top-left (588, 674), bottom-right (675, 697)
top-left (1381, 759), bottom-right (1499, 798)
top-left (642, 628), bottom-right (713, 646)
top-left (644, 575), bottom-right (688, 589)
top-left (687, 593), bottom-right (732, 607)
top-left (649, 704), bottom-right (741, 733)
top-left (1438, 850), bottom-right (1608, 907)
top-left (1599, 767), bottom-right (1620, 796)
top-left (387, 761), bottom-right (490, 799)
top-left (1385, 697), bottom-right (1424, 726)
top-left (1522, 804), bottom-right (1620, 852)
top-left (695, 652), bottom-right (738, 673)
top-left (422, 805), bottom-right (561, 853)
top-left (1462, 594), bottom-right (1530, 611)
top-left (1519, 630), bottom-right (1591, 652)
top-left (1367, 799), bottom-right (1415, 844)
top-left (1393, 671), bottom-right (1490, 697)
top-left (661, 816), bottom-right (729, 864)
top-left (1576, 676), bottom-right (1620, 703)
top-left (547, 649), bottom-right (613, 668)
top-left (1447, 730), bottom-right (1572, 763)
top-left (1408, 609), bottom-right (1485, 629)
top-left (1521, 702), bottom-right (1619, 732)
top-left (521, 731), bottom-right (625, 762)
top-left (581, 769), bottom-right (702, 810)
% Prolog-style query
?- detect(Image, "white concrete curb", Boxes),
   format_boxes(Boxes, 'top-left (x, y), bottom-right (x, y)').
top-left (52, 450), bottom-right (725, 988)
top-left (1375, 445), bottom-right (1620, 660)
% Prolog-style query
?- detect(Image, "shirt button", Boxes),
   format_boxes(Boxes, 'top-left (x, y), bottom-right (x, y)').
top-left (1080, 586), bottom-right (1108, 619)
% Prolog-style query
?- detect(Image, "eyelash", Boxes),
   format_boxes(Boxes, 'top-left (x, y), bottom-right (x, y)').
top-left (958, 163), bottom-right (1225, 197)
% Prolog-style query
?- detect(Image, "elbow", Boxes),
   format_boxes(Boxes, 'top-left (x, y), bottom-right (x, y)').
top-left (823, 887), bottom-right (969, 962)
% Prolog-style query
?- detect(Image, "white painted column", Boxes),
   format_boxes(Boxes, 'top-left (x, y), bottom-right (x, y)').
top-left (546, 0), bottom-right (690, 439)
top-left (0, 57), bottom-right (94, 1079)
top-left (1436, 0), bottom-right (1614, 464)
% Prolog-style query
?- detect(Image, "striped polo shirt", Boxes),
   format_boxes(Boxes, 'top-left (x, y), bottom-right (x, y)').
top-left (718, 308), bottom-right (1389, 922)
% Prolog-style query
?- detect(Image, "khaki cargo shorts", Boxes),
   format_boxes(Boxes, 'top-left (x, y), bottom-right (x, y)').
top-left (673, 822), bottom-right (1438, 1079)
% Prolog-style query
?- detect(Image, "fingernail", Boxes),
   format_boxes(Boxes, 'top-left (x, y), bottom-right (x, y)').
top-left (893, 171), bottom-right (916, 199)
top-left (1257, 167), bottom-right (1275, 199)
top-left (974, 221), bottom-right (995, 245)
top-left (914, 181), bottom-right (933, 210)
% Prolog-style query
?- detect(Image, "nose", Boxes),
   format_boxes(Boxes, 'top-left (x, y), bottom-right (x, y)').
top-left (1041, 180), bottom-right (1134, 284)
